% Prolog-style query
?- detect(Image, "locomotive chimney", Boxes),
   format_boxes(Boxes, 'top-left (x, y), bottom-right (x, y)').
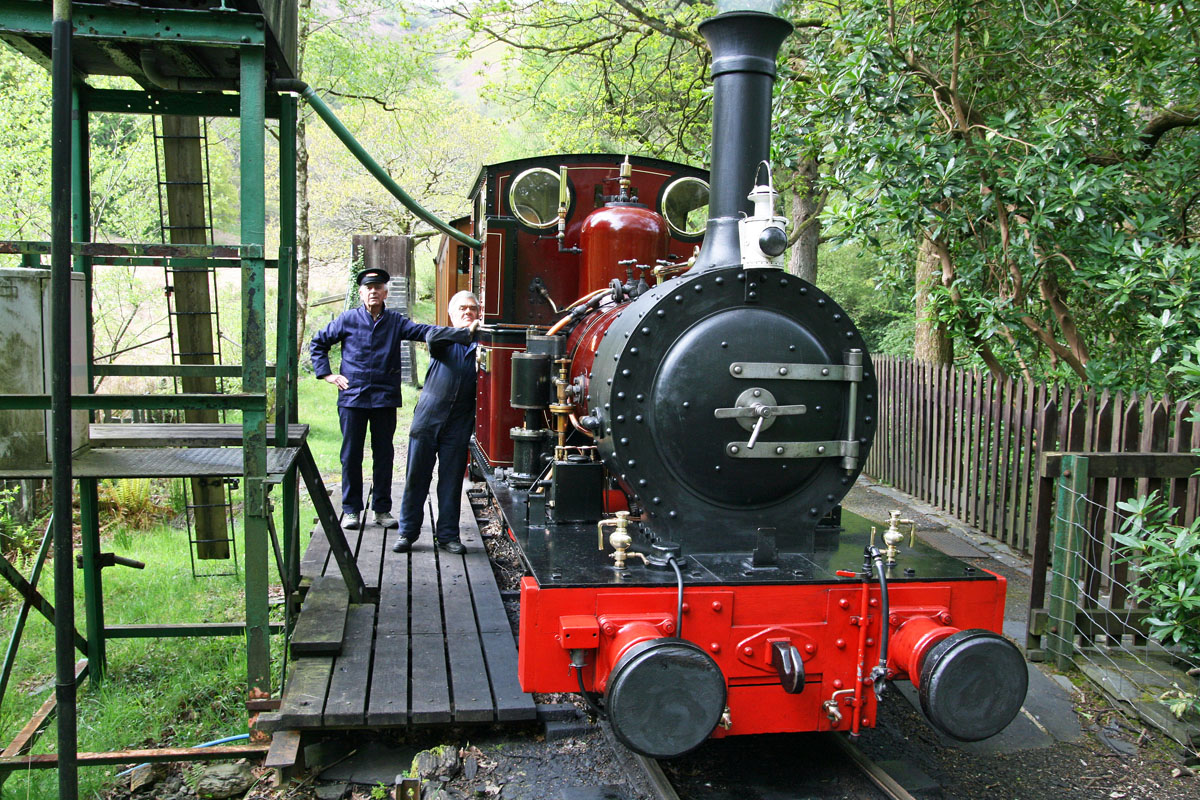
top-left (694, 2), bottom-right (793, 273)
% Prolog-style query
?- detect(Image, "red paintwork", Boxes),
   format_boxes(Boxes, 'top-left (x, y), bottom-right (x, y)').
top-left (578, 204), bottom-right (668, 298)
top-left (517, 572), bottom-right (1008, 738)
top-left (475, 326), bottom-right (528, 465)
top-left (565, 305), bottom-right (624, 416)
top-left (481, 161), bottom-right (697, 328)
top-left (463, 157), bottom-right (702, 470)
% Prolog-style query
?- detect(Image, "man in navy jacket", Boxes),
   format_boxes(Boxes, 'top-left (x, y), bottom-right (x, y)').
top-left (392, 290), bottom-right (481, 555)
top-left (310, 269), bottom-right (478, 530)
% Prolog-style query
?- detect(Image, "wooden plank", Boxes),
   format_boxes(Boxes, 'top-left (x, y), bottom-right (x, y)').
top-left (952, 367), bottom-right (966, 519)
top-left (296, 445), bottom-right (370, 604)
top-left (1027, 392), bottom-right (1058, 626)
top-left (409, 530), bottom-right (444, 635)
top-left (276, 657), bottom-right (333, 728)
top-left (264, 730), bottom-right (302, 771)
top-left (986, 376), bottom-right (1004, 538)
top-left (935, 363), bottom-right (950, 511)
top-left (1084, 393), bottom-right (1113, 611)
top-left (322, 604), bottom-right (375, 726)
top-left (1013, 380), bottom-right (1038, 551)
top-left (355, 522), bottom-right (386, 595)
top-left (922, 360), bottom-right (935, 504)
top-left (979, 376), bottom-right (998, 537)
top-left (996, 376), bottom-right (1015, 544)
top-left (967, 370), bottom-right (983, 526)
top-left (445, 624), bottom-right (495, 722)
top-left (1108, 396), bottom-right (1141, 613)
top-left (369, 484), bottom-right (412, 726)
top-left (300, 521), bottom-right (330, 581)
top-left (1003, 378), bottom-right (1024, 546)
top-left (439, 497), bottom-right (499, 722)
top-left (0, 745), bottom-right (269, 771)
top-left (3, 661), bottom-right (87, 758)
top-left (290, 575), bottom-right (348, 656)
top-left (480, 630), bottom-right (536, 721)
top-left (409, 633), bottom-right (452, 723)
top-left (1187, 403), bottom-right (1200, 527)
top-left (1040, 451), bottom-right (1200, 479)
top-left (367, 631), bottom-right (410, 726)
top-left (1168, 401), bottom-right (1193, 524)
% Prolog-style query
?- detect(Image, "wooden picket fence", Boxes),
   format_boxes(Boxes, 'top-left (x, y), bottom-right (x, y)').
top-left (864, 356), bottom-right (1200, 554)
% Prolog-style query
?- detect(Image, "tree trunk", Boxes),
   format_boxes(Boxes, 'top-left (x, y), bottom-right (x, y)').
top-left (914, 234), bottom-right (953, 364)
top-left (785, 158), bottom-right (820, 283)
top-left (294, 0), bottom-right (313, 360)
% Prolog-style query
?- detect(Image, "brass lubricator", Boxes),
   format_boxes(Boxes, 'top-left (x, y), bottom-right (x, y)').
top-left (550, 357), bottom-right (574, 461)
top-left (597, 510), bottom-right (647, 570)
top-left (870, 509), bottom-right (916, 566)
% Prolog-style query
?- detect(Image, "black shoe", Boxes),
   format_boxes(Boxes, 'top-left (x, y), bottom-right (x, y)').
top-left (437, 539), bottom-right (466, 555)
top-left (343, 511), bottom-right (362, 530)
top-left (392, 536), bottom-right (415, 554)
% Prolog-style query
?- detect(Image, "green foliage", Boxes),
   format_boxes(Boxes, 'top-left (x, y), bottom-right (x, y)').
top-left (1111, 492), bottom-right (1200, 657)
top-left (816, 244), bottom-right (913, 355)
top-left (1111, 491), bottom-right (1200, 719)
top-left (795, 0), bottom-right (1200, 390)
top-left (0, 485), bottom-right (38, 559)
top-left (449, 0), bottom-right (712, 161)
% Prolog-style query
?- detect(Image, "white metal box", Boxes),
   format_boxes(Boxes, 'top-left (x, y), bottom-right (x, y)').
top-left (0, 268), bottom-right (89, 468)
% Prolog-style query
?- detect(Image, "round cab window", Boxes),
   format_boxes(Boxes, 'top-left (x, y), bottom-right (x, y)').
top-left (661, 177), bottom-right (710, 238)
top-left (508, 168), bottom-right (563, 229)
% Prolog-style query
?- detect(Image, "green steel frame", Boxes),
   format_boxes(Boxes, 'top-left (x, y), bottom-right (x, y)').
top-left (0, 3), bottom-right (298, 796)
top-left (0, 3), bottom-right (472, 794)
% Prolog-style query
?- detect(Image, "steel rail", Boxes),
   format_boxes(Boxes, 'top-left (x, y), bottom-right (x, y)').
top-left (831, 732), bottom-right (920, 800)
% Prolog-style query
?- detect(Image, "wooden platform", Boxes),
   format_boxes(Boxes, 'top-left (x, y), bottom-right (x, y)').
top-left (263, 481), bottom-right (535, 730)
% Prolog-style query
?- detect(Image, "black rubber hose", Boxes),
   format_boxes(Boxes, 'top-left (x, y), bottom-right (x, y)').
top-left (575, 664), bottom-right (607, 719)
top-left (867, 546), bottom-right (890, 697)
top-left (668, 555), bottom-right (685, 639)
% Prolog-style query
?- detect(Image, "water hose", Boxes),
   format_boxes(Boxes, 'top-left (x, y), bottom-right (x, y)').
top-left (273, 79), bottom-right (481, 251)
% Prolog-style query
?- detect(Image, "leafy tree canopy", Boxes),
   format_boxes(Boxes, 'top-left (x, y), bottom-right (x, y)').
top-left (799, 0), bottom-right (1200, 392)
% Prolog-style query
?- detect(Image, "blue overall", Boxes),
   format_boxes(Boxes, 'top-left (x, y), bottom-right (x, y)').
top-left (398, 335), bottom-right (478, 543)
top-left (310, 306), bottom-right (471, 515)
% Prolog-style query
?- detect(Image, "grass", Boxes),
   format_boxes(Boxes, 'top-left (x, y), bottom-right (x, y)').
top-left (0, 343), bottom-right (432, 797)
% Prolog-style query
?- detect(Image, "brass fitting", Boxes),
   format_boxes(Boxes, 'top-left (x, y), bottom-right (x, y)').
top-left (550, 358), bottom-right (573, 460)
top-left (882, 509), bottom-right (915, 566)
top-left (597, 510), bottom-right (647, 569)
top-left (823, 688), bottom-right (855, 727)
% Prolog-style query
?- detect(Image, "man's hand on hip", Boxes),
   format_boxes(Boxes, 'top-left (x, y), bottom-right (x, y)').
top-left (324, 374), bottom-right (349, 390)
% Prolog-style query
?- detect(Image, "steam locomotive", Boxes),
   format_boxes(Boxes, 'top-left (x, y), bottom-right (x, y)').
top-left (434, 7), bottom-right (1028, 758)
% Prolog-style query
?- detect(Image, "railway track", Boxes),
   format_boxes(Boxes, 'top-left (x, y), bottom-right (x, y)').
top-left (623, 728), bottom-right (922, 800)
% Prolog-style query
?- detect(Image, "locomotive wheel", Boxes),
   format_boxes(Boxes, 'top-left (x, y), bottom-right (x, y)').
top-left (918, 629), bottom-right (1029, 741)
top-left (605, 638), bottom-right (727, 759)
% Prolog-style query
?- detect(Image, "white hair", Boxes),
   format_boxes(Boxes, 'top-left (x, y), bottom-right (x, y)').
top-left (448, 290), bottom-right (480, 314)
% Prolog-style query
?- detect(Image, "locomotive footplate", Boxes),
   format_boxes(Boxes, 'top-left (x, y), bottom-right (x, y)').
top-left (472, 439), bottom-right (999, 590)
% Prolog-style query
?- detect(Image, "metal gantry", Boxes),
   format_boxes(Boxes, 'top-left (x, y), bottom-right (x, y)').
top-left (0, 2), bottom-right (305, 796)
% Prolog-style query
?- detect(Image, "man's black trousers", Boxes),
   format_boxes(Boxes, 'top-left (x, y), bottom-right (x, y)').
top-left (398, 410), bottom-right (474, 543)
top-left (338, 405), bottom-right (396, 515)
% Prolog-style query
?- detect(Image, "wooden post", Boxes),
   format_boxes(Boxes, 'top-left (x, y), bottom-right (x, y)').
top-left (161, 115), bottom-right (229, 559)
top-left (1047, 454), bottom-right (1088, 670)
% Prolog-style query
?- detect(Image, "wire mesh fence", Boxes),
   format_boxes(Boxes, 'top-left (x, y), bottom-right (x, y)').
top-left (1040, 468), bottom-right (1199, 758)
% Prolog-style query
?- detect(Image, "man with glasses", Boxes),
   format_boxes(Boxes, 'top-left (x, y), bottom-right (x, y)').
top-left (311, 269), bottom-right (479, 531)
top-left (393, 291), bottom-right (482, 554)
